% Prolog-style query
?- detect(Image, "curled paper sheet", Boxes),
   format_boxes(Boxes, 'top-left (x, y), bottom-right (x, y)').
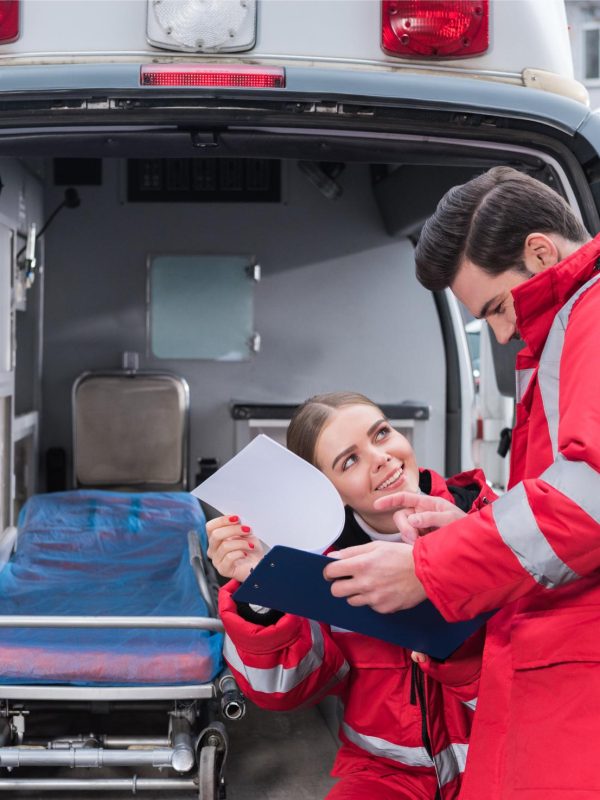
top-left (192, 434), bottom-right (345, 553)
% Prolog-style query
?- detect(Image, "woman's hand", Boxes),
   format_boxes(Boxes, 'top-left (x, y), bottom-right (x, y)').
top-left (206, 515), bottom-right (264, 583)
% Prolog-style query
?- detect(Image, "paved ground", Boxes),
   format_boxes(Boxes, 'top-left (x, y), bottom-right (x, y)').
top-left (225, 701), bottom-right (338, 800)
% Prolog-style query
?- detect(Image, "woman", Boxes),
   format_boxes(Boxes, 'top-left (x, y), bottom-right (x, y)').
top-left (207, 392), bottom-right (493, 800)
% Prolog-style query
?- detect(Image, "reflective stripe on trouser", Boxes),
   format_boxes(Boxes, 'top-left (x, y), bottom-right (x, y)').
top-left (341, 721), bottom-right (468, 786)
top-left (223, 619), bottom-right (349, 694)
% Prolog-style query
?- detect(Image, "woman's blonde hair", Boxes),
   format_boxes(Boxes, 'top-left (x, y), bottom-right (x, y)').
top-left (287, 392), bottom-right (382, 467)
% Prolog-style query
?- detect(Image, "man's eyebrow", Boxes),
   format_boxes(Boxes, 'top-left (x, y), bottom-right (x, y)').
top-left (477, 295), bottom-right (502, 320)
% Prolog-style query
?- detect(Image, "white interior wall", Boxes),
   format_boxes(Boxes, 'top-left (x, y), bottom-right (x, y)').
top-left (41, 158), bottom-right (446, 481)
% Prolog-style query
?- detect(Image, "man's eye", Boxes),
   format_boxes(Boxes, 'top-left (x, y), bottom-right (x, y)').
top-left (342, 454), bottom-right (357, 471)
top-left (492, 302), bottom-right (504, 316)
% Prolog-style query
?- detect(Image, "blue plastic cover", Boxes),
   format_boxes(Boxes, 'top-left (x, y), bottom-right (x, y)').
top-left (0, 491), bottom-right (223, 686)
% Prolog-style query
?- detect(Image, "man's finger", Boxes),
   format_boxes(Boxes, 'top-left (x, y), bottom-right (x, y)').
top-left (408, 510), bottom-right (458, 529)
top-left (323, 544), bottom-right (376, 580)
top-left (345, 594), bottom-right (371, 607)
top-left (393, 509), bottom-right (419, 544)
top-left (329, 576), bottom-right (363, 598)
top-left (373, 491), bottom-right (423, 512)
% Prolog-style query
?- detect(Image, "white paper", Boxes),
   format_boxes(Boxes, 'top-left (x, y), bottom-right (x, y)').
top-left (192, 434), bottom-right (345, 553)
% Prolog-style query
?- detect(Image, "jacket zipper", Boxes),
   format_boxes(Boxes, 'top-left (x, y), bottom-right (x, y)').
top-left (411, 661), bottom-right (442, 800)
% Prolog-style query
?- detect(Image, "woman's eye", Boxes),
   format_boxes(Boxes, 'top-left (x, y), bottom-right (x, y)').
top-left (375, 426), bottom-right (391, 441)
top-left (342, 454), bottom-right (357, 471)
top-left (492, 302), bottom-right (504, 316)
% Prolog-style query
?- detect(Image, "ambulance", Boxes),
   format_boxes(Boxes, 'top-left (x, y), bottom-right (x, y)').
top-left (0, 0), bottom-right (596, 796)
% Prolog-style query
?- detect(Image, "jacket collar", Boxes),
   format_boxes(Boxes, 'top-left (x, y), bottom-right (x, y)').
top-left (513, 233), bottom-right (600, 357)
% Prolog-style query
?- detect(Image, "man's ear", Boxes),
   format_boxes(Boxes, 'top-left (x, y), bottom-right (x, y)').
top-left (522, 232), bottom-right (560, 273)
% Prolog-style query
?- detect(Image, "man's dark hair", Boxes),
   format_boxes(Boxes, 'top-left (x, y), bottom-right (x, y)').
top-left (415, 166), bottom-right (589, 291)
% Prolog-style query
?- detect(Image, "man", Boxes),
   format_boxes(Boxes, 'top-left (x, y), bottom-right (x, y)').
top-left (324, 166), bottom-right (600, 798)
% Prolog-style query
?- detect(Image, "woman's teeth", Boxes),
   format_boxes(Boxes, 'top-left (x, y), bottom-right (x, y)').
top-left (376, 466), bottom-right (403, 490)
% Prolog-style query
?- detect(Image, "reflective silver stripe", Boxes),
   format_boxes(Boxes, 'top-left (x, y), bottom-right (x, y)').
top-left (434, 743), bottom-right (468, 786)
top-left (516, 367), bottom-right (535, 403)
top-left (318, 661), bottom-right (351, 696)
top-left (492, 482), bottom-right (579, 588)
top-left (538, 273), bottom-right (600, 457)
top-left (542, 454), bottom-right (600, 525)
top-left (462, 697), bottom-right (477, 711)
top-left (223, 619), bottom-right (332, 694)
top-left (340, 721), bottom-right (434, 767)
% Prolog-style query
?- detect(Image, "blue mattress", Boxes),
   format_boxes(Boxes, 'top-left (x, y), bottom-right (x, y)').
top-left (0, 491), bottom-right (223, 686)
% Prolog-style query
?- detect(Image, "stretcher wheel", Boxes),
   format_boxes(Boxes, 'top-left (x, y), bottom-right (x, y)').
top-left (198, 744), bottom-right (218, 800)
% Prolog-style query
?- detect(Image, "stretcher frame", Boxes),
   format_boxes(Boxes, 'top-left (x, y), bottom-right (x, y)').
top-left (0, 529), bottom-right (241, 798)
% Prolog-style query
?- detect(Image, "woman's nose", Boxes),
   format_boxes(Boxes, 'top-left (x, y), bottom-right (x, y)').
top-left (372, 451), bottom-right (391, 471)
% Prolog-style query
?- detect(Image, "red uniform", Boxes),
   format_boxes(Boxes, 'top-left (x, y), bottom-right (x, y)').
top-left (414, 235), bottom-right (600, 799)
top-left (219, 468), bottom-right (494, 799)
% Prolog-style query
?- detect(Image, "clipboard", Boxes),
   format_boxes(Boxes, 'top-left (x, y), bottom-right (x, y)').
top-left (233, 545), bottom-right (490, 660)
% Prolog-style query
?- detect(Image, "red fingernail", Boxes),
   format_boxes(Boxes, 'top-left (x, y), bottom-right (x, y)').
top-left (241, 525), bottom-right (251, 533)
top-left (248, 542), bottom-right (255, 549)
top-left (229, 516), bottom-right (239, 523)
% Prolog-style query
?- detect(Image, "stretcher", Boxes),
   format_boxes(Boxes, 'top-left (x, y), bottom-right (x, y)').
top-left (0, 489), bottom-right (238, 798)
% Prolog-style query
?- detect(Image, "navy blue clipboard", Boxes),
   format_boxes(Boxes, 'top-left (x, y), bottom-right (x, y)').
top-left (233, 545), bottom-right (490, 660)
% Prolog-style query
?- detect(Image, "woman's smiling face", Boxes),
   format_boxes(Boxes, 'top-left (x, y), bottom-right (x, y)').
top-left (314, 403), bottom-right (419, 533)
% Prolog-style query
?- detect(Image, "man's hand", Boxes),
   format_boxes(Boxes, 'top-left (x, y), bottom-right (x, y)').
top-left (322, 541), bottom-right (427, 613)
top-left (373, 491), bottom-right (466, 543)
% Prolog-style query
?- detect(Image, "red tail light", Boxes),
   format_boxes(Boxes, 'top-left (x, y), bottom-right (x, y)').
top-left (382, 1), bottom-right (489, 59)
top-left (141, 65), bottom-right (285, 88)
top-left (0, 0), bottom-right (19, 44)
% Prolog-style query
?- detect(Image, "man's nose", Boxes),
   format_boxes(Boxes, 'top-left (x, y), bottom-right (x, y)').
top-left (487, 318), bottom-right (514, 346)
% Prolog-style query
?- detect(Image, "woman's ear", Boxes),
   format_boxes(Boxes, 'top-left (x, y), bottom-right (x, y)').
top-left (522, 232), bottom-right (561, 273)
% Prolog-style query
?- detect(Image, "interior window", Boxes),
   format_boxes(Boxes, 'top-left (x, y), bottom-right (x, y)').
top-left (148, 254), bottom-right (258, 360)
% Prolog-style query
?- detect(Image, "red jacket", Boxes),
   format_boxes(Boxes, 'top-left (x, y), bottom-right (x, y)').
top-left (219, 468), bottom-right (494, 798)
top-left (414, 235), bottom-right (600, 799)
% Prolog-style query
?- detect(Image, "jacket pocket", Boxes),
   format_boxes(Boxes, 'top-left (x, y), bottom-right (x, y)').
top-left (507, 607), bottom-right (600, 792)
top-left (511, 606), bottom-right (600, 669)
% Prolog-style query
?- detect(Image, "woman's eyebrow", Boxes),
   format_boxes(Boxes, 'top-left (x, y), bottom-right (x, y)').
top-left (367, 418), bottom-right (386, 436)
top-left (332, 445), bottom-right (355, 471)
top-left (331, 418), bottom-right (387, 469)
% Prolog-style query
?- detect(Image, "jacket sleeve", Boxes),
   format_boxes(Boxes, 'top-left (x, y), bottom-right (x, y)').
top-left (219, 580), bottom-right (350, 711)
top-left (418, 627), bottom-right (484, 707)
top-left (415, 281), bottom-right (600, 621)
top-left (447, 468), bottom-right (497, 513)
